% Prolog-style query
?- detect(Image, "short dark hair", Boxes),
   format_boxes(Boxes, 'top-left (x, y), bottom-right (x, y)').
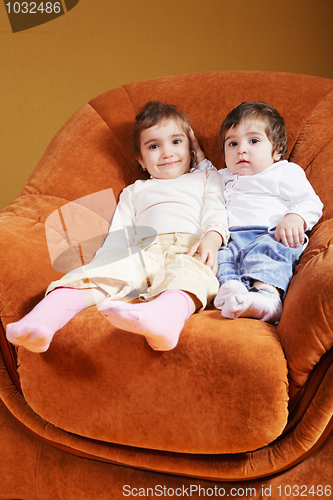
top-left (220, 101), bottom-right (288, 160)
top-left (133, 101), bottom-right (191, 157)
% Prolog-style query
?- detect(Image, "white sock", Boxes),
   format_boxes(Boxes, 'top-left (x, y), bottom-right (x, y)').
top-left (214, 280), bottom-right (248, 310)
top-left (222, 287), bottom-right (283, 324)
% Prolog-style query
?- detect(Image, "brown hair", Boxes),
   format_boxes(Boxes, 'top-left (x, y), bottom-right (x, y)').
top-left (133, 101), bottom-right (191, 157)
top-left (220, 101), bottom-right (288, 160)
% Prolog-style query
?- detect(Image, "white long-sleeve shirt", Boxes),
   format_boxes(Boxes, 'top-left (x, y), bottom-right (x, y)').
top-left (100, 169), bottom-right (229, 250)
top-left (196, 160), bottom-right (323, 231)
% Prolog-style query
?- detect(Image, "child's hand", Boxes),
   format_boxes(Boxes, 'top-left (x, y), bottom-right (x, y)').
top-left (188, 231), bottom-right (222, 274)
top-left (189, 128), bottom-right (206, 165)
top-left (275, 213), bottom-right (305, 248)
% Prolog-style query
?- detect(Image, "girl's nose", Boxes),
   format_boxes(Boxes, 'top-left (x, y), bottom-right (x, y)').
top-left (162, 147), bottom-right (173, 158)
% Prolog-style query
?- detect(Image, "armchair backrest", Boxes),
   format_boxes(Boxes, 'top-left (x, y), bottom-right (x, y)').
top-left (16, 71), bottom-right (333, 224)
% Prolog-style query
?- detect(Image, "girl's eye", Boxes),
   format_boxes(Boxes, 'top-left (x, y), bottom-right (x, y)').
top-left (250, 138), bottom-right (259, 144)
top-left (149, 144), bottom-right (159, 150)
top-left (173, 139), bottom-right (181, 144)
top-left (228, 141), bottom-right (237, 147)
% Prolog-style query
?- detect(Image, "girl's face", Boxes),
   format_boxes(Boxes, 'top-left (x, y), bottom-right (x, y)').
top-left (137, 119), bottom-right (191, 179)
top-left (224, 119), bottom-right (281, 176)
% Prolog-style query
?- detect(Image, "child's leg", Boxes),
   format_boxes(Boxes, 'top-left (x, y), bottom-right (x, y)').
top-left (221, 280), bottom-right (283, 324)
top-left (98, 234), bottom-right (217, 351)
top-left (214, 235), bottom-right (248, 309)
top-left (98, 289), bottom-right (196, 351)
top-left (219, 229), bottom-right (300, 324)
top-left (6, 287), bottom-right (107, 353)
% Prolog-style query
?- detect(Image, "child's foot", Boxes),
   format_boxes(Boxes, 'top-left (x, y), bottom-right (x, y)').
top-left (221, 287), bottom-right (283, 324)
top-left (6, 288), bottom-right (86, 353)
top-left (214, 280), bottom-right (248, 310)
top-left (98, 290), bottom-right (192, 351)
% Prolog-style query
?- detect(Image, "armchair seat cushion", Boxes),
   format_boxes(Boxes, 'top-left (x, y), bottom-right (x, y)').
top-left (18, 307), bottom-right (288, 454)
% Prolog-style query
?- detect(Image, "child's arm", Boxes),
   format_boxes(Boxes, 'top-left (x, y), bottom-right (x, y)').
top-left (274, 213), bottom-right (305, 248)
top-left (188, 170), bottom-right (229, 274)
top-left (274, 162), bottom-right (323, 248)
top-left (95, 184), bottom-right (137, 255)
top-left (189, 129), bottom-right (219, 173)
top-left (189, 128), bottom-right (206, 165)
top-left (188, 231), bottom-right (222, 274)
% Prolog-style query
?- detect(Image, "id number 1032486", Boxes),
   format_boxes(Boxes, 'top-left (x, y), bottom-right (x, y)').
top-left (5, 2), bottom-right (61, 14)
top-left (277, 485), bottom-right (331, 496)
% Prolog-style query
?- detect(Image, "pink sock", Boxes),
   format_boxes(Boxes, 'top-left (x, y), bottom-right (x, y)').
top-left (6, 288), bottom-right (86, 353)
top-left (98, 290), bottom-right (192, 351)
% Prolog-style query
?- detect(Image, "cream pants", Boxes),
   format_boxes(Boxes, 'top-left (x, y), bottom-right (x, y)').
top-left (46, 233), bottom-right (219, 309)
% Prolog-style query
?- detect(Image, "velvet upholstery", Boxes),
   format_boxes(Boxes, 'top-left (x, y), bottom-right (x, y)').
top-left (1, 71), bottom-right (333, 498)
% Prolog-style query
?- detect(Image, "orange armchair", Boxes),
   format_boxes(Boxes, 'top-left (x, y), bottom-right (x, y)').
top-left (1, 71), bottom-right (333, 499)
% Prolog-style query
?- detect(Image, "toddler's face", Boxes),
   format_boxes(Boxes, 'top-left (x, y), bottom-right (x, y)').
top-left (137, 119), bottom-right (191, 179)
top-left (224, 119), bottom-right (281, 176)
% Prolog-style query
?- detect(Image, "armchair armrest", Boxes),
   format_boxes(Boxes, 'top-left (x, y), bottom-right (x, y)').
top-left (278, 219), bottom-right (333, 404)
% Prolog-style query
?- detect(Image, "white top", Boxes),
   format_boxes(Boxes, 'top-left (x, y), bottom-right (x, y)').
top-left (100, 169), bottom-right (229, 250)
top-left (196, 159), bottom-right (323, 231)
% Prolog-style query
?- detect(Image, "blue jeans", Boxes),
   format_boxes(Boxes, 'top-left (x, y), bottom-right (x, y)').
top-left (216, 226), bottom-right (304, 296)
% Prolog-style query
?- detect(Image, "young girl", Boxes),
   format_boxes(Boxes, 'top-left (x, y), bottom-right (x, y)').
top-left (191, 101), bottom-right (323, 324)
top-left (6, 101), bottom-right (228, 353)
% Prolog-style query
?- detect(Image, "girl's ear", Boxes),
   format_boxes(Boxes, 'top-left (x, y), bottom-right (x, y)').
top-left (136, 155), bottom-right (146, 170)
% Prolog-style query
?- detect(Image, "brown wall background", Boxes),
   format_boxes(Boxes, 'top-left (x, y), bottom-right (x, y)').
top-left (1, 0), bottom-right (333, 210)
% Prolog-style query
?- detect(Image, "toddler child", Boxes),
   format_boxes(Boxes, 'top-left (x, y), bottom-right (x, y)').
top-left (6, 101), bottom-right (228, 352)
top-left (191, 101), bottom-right (323, 324)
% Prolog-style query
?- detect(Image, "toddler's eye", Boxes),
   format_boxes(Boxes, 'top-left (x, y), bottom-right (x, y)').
top-left (149, 144), bottom-right (159, 150)
top-left (250, 138), bottom-right (259, 144)
top-left (173, 139), bottom-right (181, 144)
top-left (228, 141), bottom-right (237, 147)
